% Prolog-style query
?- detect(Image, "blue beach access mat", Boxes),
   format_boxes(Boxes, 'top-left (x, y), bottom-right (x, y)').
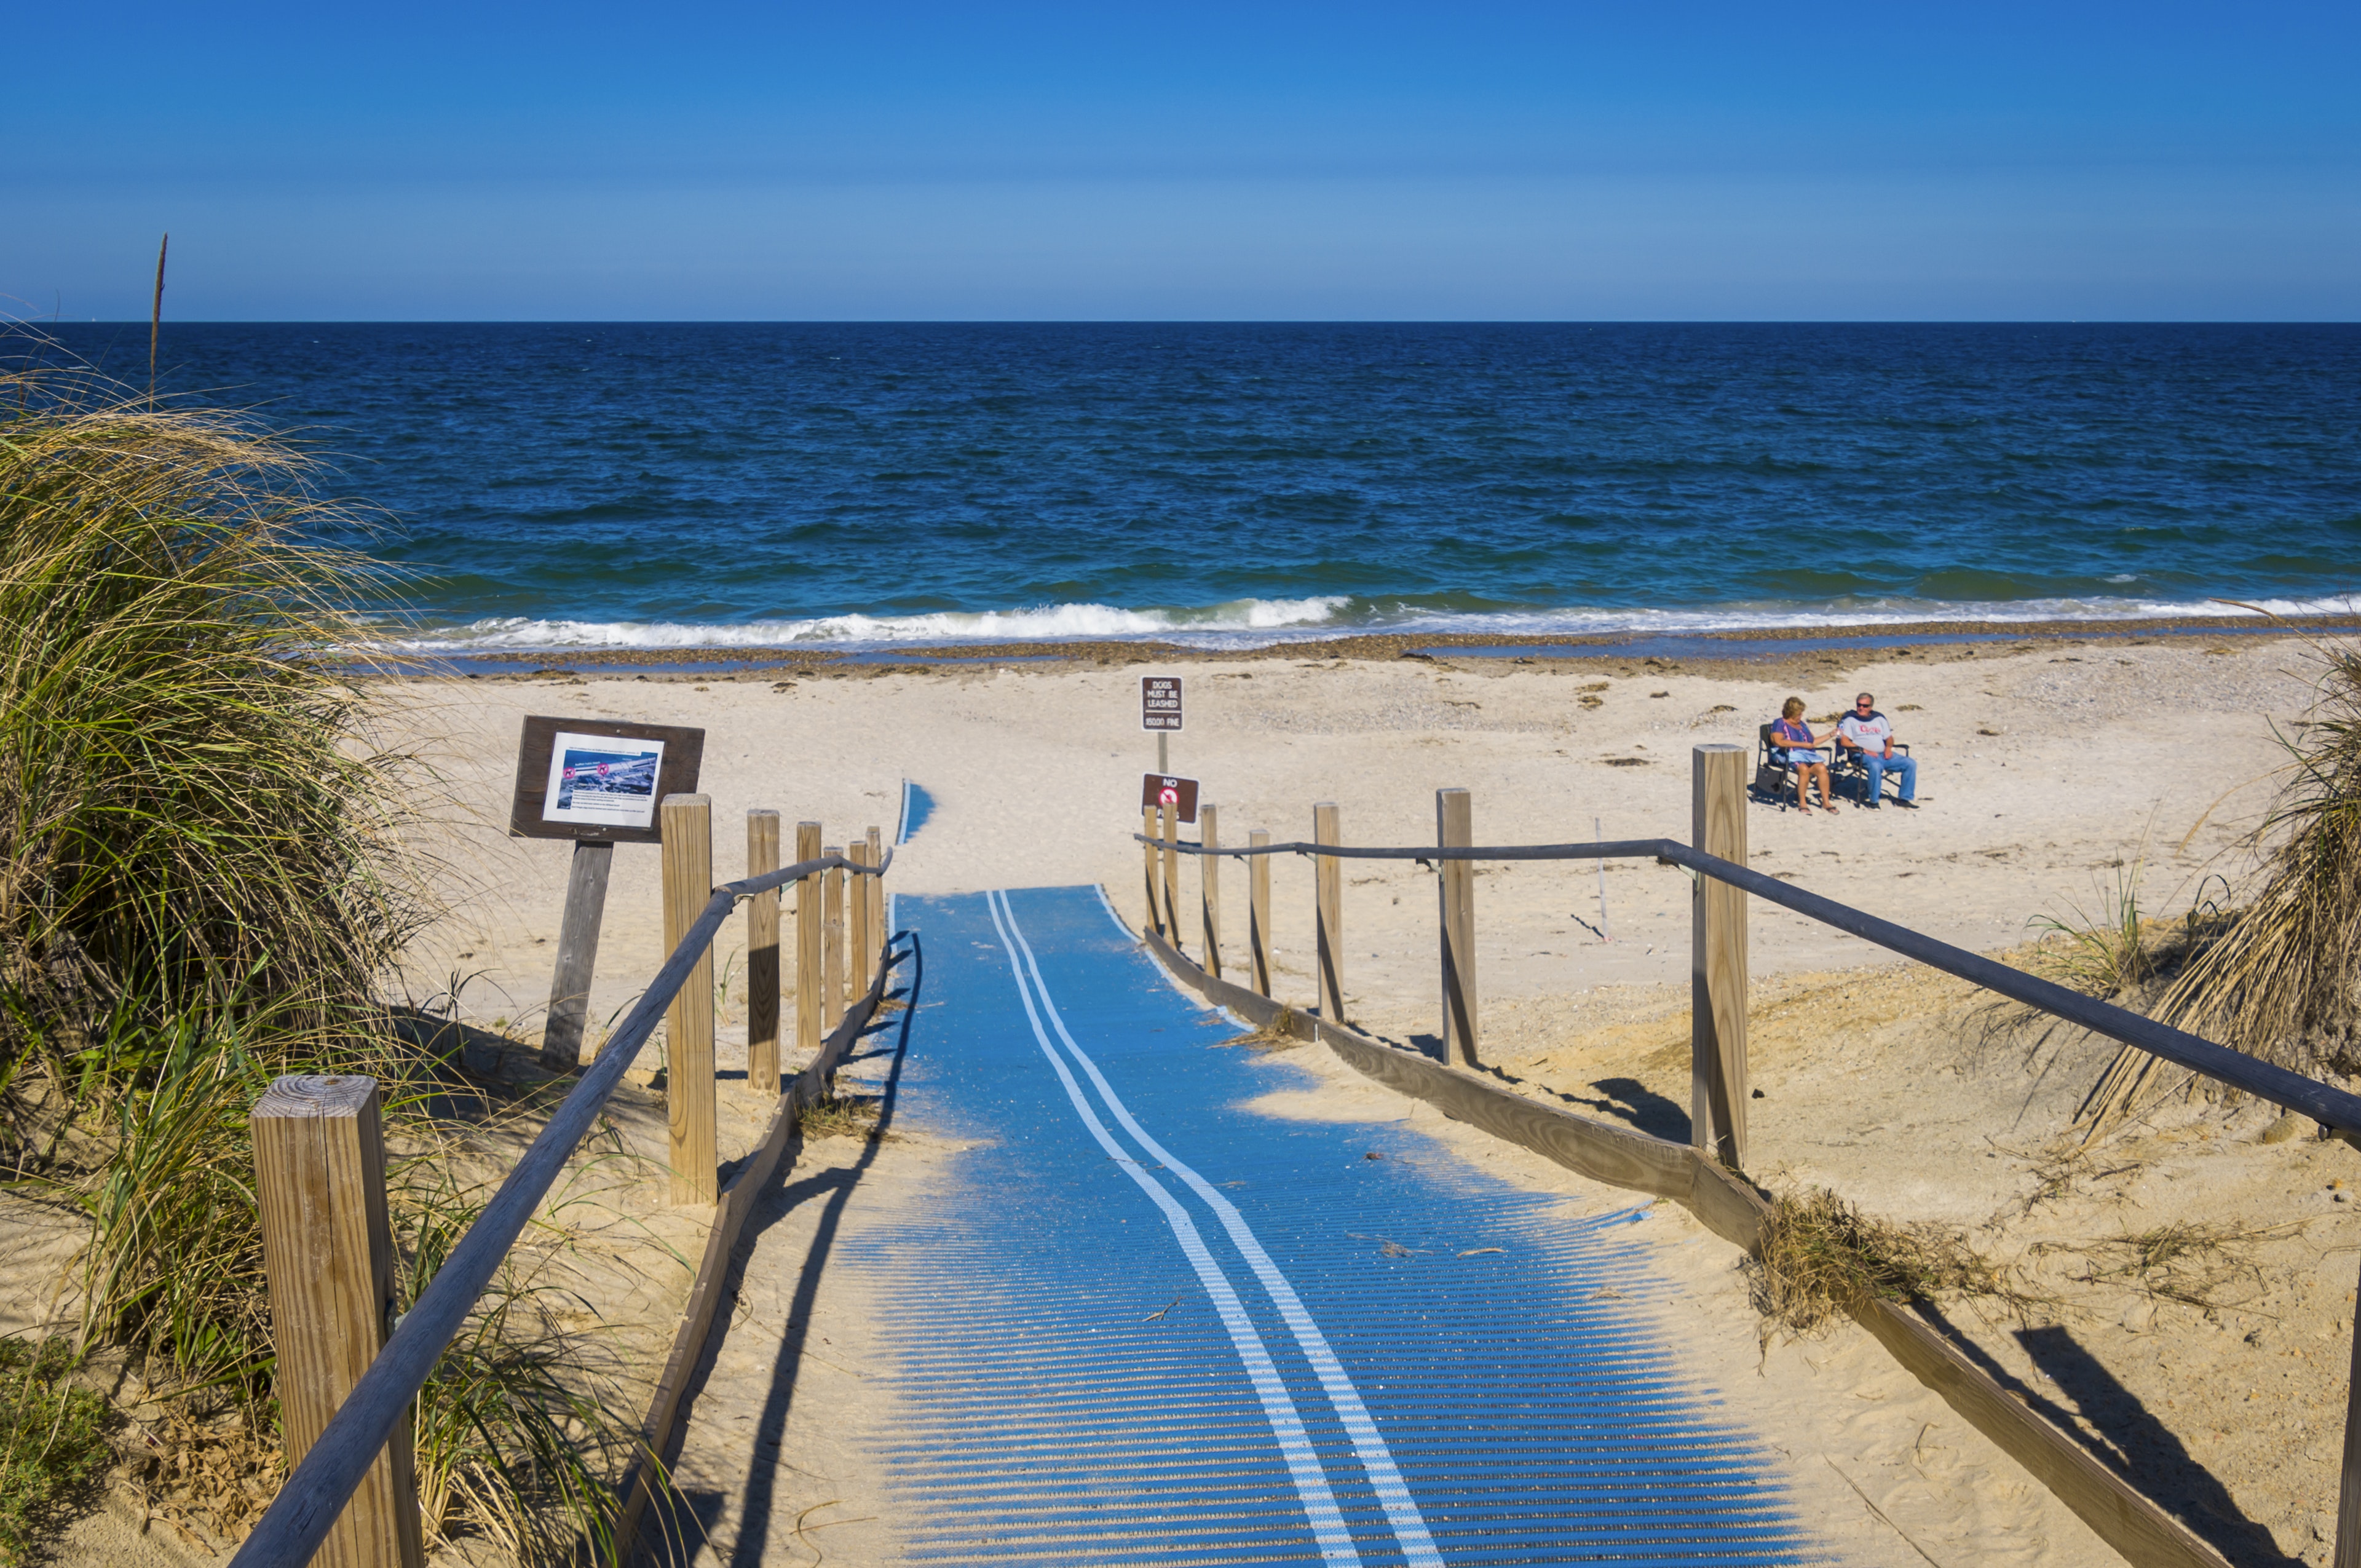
top-left (845, 886), bottom-right (1809, 1566)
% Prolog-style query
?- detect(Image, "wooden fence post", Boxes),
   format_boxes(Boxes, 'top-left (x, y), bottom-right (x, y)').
top-left (253, 1075), bottom-right (425, 1568)
top-left (795, 822), bottom-right (822, 1061)
top-left (1437, 786), bottom-right (1479, 1067)
top-left (1691, 745), bottom-right (1750, 1170)
top-left (1248, 828), bottom-right (1273, 997)
top-left (848, 840), bottom-right (873, 994)
top-left (662, 794), bottom-right (718, 1205)
top-left (1313, 802), bottom-right (1343, 1023)
top-left (1161, 801), bottom-right (1182, 948)
top-left (823, 847), bottom-right (846, 1032)
top-left (1142, 806), bottom-right (1162, 935)
top-left (867, 825), bottom-right (886, 959)
top-left (2337, 1277), bottom-right (2361, 1568)
top-left (537, 840), bottom-right (612, 1072)
top-left (1200, 804), bottom-right (1223, 981)
top-left (745, 810), bottom-right (781, 1098)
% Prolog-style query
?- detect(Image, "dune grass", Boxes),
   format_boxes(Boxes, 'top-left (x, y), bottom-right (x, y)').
top-left (2151, 629), bottom-right (2361, 1071)
top-left (1, 347), bottom-right (640, 1559)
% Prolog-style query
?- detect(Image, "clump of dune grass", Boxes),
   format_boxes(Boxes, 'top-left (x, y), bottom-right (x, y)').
top-left (0, 1337), bottom-right (114, 1562)
top-left (1, 345), bottom-right (639, 1558)
top-left (2151, 629), bottom-right (2361, 1067)
top-left (401, 1166), bottom-right (640, 1565)
top-left (799, 1090), bottom-right (884, 1141)
top-left (1747, 1188), bottom-right (2025, 1339)
top-left (0, 351), bottom-right (424, 1110)
top-left (1218, 1005), bottom-right (1305, 1053)
top-left (2076, 624), bottom-right (2361, 1136)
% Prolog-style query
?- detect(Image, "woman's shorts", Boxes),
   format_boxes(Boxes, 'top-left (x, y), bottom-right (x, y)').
top-left (1782, 749), bottom-right (1824, 766)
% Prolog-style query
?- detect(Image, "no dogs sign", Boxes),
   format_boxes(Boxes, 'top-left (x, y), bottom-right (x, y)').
top-left (1140, 773), bottom-right (1200, 824)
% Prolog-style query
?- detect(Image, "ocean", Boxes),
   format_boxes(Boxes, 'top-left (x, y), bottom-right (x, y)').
top-left (39, 322), bottom-right (2361, 653)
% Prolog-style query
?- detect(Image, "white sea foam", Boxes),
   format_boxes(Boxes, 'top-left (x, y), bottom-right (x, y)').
top-left (384, 592), bottom-right (2357, 655)
top-left (384, 596), bottom-right (1354, 652)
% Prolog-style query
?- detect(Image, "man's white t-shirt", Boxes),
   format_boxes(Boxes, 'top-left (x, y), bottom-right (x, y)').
top-left (1838, 711), bottom-right (1895, 752)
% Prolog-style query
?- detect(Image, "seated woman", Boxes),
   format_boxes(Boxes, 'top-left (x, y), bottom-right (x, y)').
top-left (1772, 696), bottom-right (1837, 815)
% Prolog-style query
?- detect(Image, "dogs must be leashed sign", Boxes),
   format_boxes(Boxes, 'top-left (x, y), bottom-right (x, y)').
top-left (1141, 676), bottom-right (1184, 731)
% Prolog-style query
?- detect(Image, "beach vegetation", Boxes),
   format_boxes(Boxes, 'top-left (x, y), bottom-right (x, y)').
top-left (2069, 628), bottom-right (2361, 1137)
top-left (1747, 1187), bottom-right (2028, 1339)
top-left (0, 347), bottom-right (639, 1558)
top-left (0, 1337), bottom-right (114, 1563)
top-left (2150, 630), bottom-right (2361, 1072)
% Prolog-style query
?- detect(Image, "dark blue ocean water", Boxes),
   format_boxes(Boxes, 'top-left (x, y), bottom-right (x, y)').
top-left (36, 322), bottom-right (2361, 651)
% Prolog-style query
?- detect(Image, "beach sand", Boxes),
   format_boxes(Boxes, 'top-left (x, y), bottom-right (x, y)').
top-left (53, 626), bottom-right (2346, 1564)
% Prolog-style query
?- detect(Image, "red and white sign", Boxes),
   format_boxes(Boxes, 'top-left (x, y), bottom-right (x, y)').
top-left (1139, 773), bottom-right (1201, 824)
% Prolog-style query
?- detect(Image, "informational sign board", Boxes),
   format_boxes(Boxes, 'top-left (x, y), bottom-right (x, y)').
top-left (508, 716), bottom-right (706, 844)
top-left (1141, 676), bottom-right (1184, 731)
top-left (1140, 773), bottom-right (1201, 825)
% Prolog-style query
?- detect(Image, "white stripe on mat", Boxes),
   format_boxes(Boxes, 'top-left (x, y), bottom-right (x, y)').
top-left (996, 889), bottom-right (1444, 1568)
top-left (981, 891), bottom-right (1364, 1567)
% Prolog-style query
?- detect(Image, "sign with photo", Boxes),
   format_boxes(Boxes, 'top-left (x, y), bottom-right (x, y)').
top-left (508, 716), bottom-right (706, 844)
top-left (544, 734), bottom-right (665, 831)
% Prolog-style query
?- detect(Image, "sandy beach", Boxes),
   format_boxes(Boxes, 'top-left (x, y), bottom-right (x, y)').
top-left (356, 624), bottom-right (2357, 1566)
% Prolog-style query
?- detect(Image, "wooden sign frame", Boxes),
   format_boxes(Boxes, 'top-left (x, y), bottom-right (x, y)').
top-left (508, 716), bottom-right (706, 844)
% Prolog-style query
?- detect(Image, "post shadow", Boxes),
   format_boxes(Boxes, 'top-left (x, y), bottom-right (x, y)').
top-left (633, 933), bottom-right (922, 1568)
top-left (1910, 1302), bottom-right (2295, 1567)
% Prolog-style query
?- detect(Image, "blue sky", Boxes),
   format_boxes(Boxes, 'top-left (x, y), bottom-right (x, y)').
top-left (6, 2), bottom-right (2355, 320)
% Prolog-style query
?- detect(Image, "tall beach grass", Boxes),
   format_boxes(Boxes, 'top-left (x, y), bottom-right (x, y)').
top-left (1, 344), bottom-right (638, 1559)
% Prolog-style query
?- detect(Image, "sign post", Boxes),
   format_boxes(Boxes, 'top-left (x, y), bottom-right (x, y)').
top-left (508, 716), bottom-right (706, 1072)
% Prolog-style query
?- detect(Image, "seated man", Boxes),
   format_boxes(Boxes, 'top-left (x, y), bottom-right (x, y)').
top-left (1835, 691), bottom-right (1918, 809)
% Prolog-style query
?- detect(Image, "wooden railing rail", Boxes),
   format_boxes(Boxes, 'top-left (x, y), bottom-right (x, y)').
top-left (229, 837), bottom-right (894, 1568)
top-left (1133, 834), bottom-right (2361, 1139)
top-left (1134, 749), bottom-right (2361, 1568)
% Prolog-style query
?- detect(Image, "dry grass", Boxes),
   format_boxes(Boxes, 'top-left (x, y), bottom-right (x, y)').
top-left (2049, 1220), bottom-right (2285, 1311)
top-left (1217, 1005), bottom-right (1307, 1054)
top-left (2154, 625), bottom-right (2361, 1071)
top-left (799, 1091), bottom-right (885, 1142)
top-left (1747, 1188), bottom-right (2031, 1339)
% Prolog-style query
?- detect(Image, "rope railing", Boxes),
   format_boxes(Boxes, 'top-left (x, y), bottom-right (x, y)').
top-left (230, 843), bottom-right (892, 1568)
top-left (1134, 826), bottom-right (2361, 1139)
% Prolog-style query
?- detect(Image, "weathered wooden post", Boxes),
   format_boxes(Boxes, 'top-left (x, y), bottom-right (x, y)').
top-left (537, 840), bottom-right (612, 1072)
top-left (822, 847), bottom-right (847, 1031)
top-left (795, 821), bottom-right (822, 1059)
top-left (1691, 745), bottom-right (1750, 1170)
top-left (848, 839), bottom-right (873, 994)
top-left (867, 825), bottom-right (887, 959)
top-left (1313, 802), bottom-right (1343, 1023)
top-left (253, 1075), bottom-right (425, 1568)
top-left (746, 810), bottom-right (782, 1097)
top-left (1160, 801), bottom-right (1182, 948)
top-left (1436, 786), bottom-right (1478, 1067)
top-left (1142, 806), bottom-right (1162, 935)
top-left (2337, 1299), bottom-right (2361, 1568)
top-left (661, 794), bottom-right (718, 1205)
top-left (1248, 828), bottom-right (1273, 997)
top-left (1200, 804), bottom-right (1223, 981)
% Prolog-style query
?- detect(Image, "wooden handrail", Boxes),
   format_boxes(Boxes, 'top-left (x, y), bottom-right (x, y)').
top-left (230, 847), bottom-right (893, 1568)
top-left (1134, 826), bottom-right (2361, 1140)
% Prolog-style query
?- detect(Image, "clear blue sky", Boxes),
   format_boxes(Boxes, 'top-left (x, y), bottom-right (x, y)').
top-left (6, 2), bottom-right (2355, 320)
